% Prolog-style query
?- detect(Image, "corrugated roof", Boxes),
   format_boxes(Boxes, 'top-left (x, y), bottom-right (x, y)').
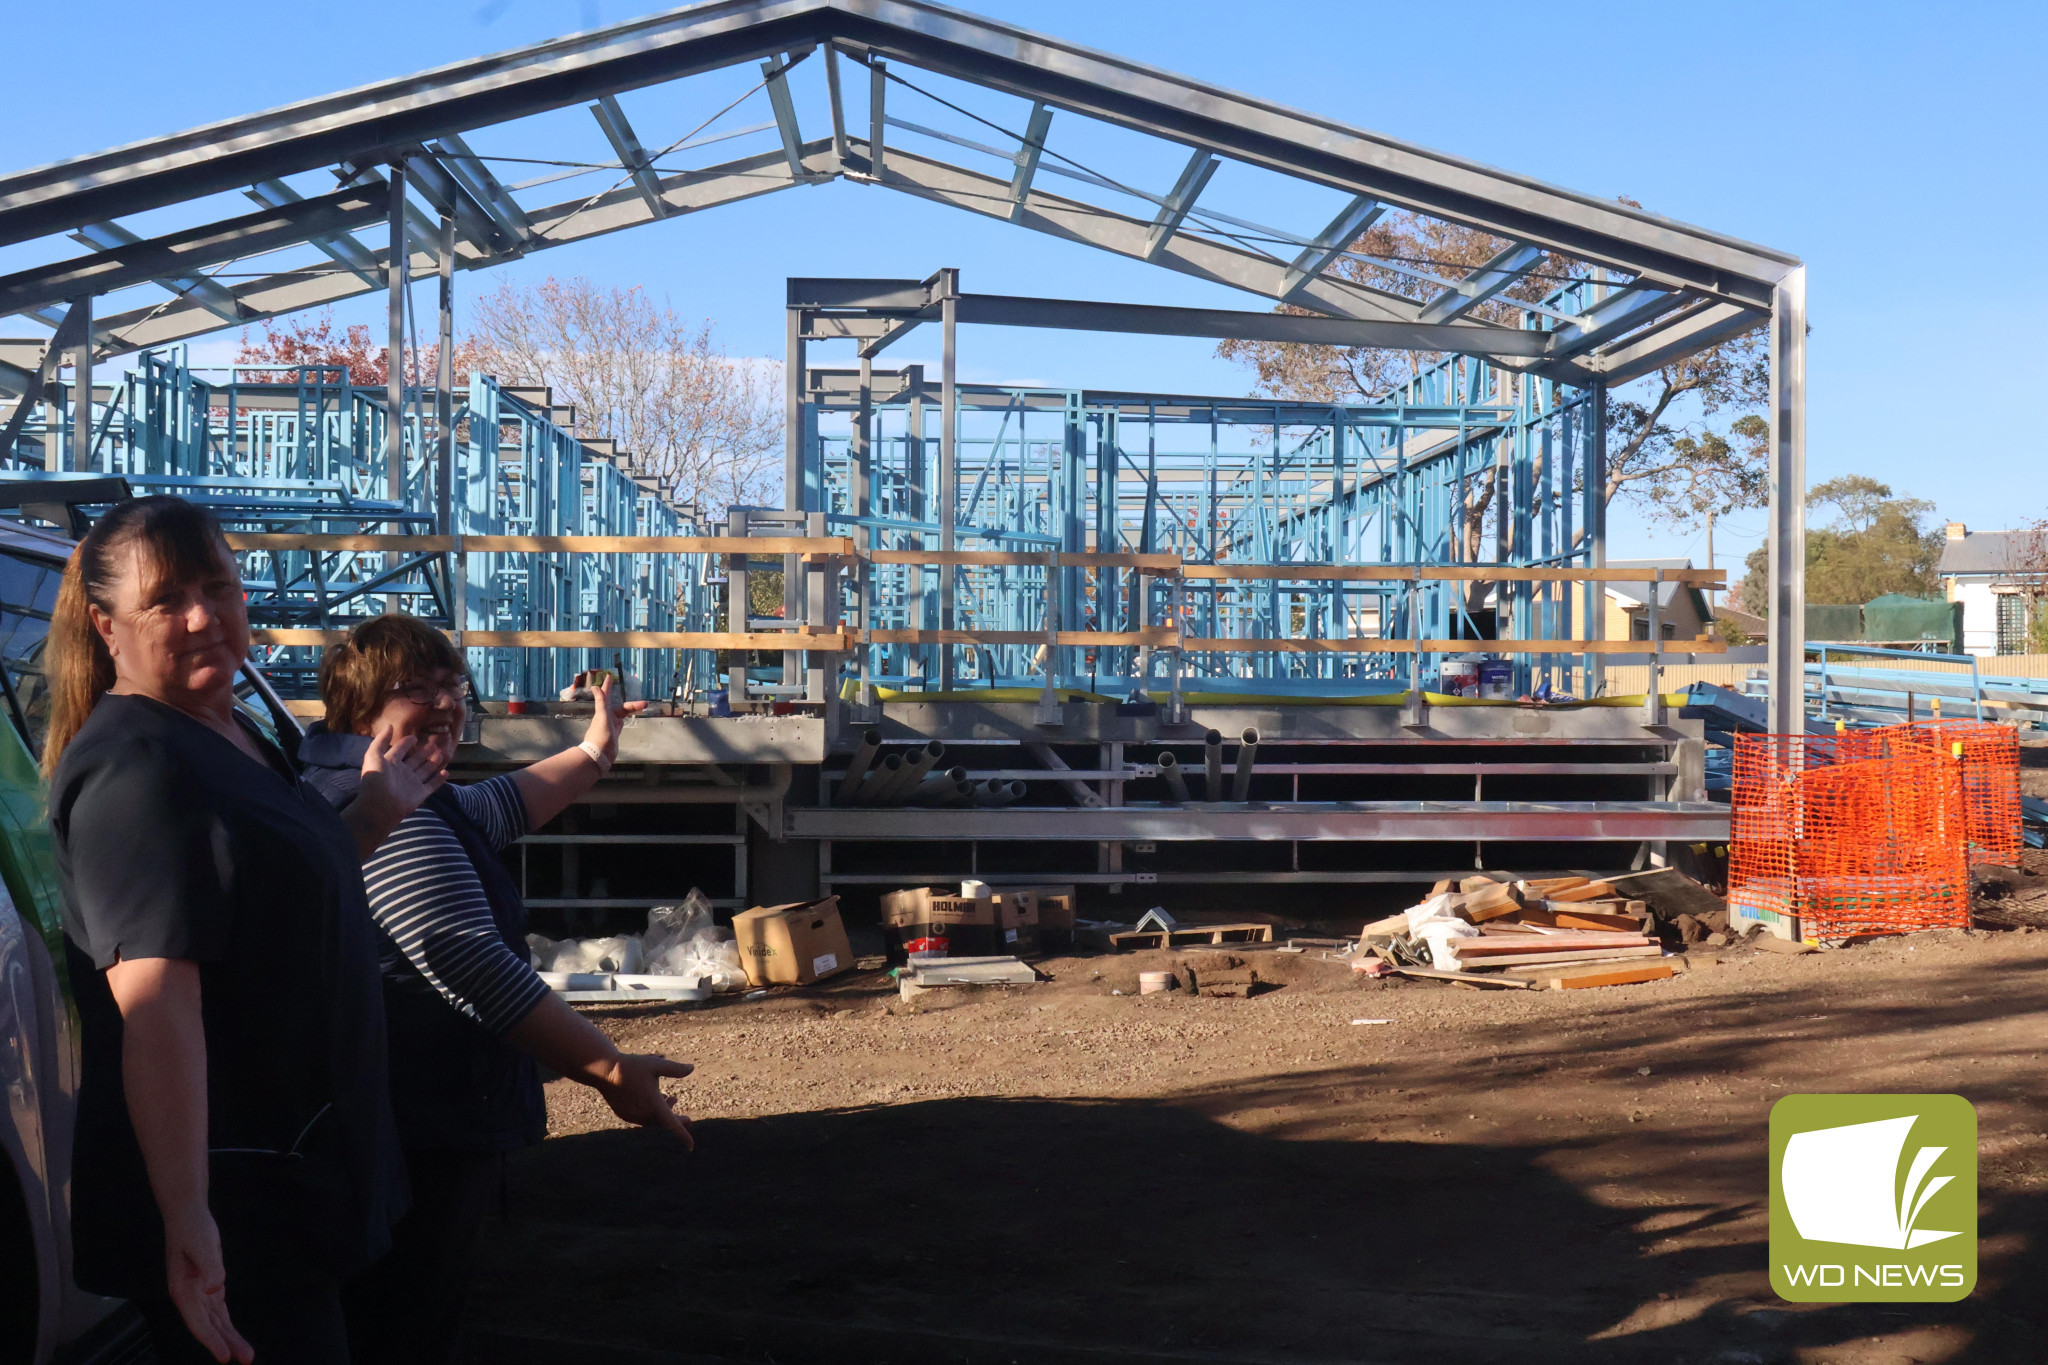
top-left (1938, 530), bottom-right (2037, 576)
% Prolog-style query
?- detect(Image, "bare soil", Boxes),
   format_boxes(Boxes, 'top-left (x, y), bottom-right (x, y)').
top-left (466, 923), bottom-right (2048, 1365)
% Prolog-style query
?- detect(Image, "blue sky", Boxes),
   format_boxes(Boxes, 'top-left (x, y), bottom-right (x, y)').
top-left (9, 1), bottom-right (2043, 577)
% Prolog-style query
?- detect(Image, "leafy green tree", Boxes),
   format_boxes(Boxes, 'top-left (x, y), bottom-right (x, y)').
top-left (1738, 476), bottom-right (1942, 615)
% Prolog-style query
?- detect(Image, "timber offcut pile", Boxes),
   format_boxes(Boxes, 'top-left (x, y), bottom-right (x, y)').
top-left (1357, 875), bottom-right (1675, 991)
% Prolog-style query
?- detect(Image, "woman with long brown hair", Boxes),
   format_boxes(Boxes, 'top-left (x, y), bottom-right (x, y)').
top-left (45, 496), bottom-right (443, 1364)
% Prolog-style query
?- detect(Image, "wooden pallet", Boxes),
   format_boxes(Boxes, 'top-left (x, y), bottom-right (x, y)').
top-left (1108, 922), bottom-right (1276, 950)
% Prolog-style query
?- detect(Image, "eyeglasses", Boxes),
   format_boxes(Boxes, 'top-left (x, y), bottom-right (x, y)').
top-left (391, 679), bottom-right (466, 709)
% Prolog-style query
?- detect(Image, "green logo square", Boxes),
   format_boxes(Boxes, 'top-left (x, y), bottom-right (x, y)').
top-left (1769, 1093), bottom-right (1976, 1302)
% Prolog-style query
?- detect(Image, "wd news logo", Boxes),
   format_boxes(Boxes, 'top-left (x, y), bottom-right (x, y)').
top-left (1769, 1094), bottom-right (1976, 1302)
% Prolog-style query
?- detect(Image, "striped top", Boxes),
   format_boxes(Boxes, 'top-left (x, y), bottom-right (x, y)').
top-left (359, 775), bottom-right (550, 1037)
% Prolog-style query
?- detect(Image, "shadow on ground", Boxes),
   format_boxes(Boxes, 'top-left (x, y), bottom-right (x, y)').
top-left (468, 952), bottom-right (2048, 1363)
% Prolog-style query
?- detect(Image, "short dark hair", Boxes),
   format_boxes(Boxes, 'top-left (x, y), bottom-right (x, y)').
top-left (319, 614), bottom-right (467, 735)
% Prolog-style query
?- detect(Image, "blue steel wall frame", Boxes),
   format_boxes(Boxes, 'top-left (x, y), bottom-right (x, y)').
top-left (0, 348), bottom-right (706, 702)
top-left (799, 342), bottom-right (1603, 700)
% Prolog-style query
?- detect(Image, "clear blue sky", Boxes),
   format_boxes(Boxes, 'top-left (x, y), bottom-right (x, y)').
top-left (9, 1), bottom-right (2043, 576)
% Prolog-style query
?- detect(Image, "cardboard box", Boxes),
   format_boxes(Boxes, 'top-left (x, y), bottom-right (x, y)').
top-left (995, 891), bottom-right (1041, 957)
top-left (880, 887), bottom-right (997, 959)
top-left (1011, 885), bottom-right (1076, 951)
top-left (733, 896), bottom-right (853, 986)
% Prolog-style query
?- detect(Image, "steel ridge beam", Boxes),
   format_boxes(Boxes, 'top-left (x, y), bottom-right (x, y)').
top-left (82, 140), bottom-right (829, 360)
top-left (827, 0), bottom-right (1799, 300)
top-left (949, 292), bottom-right (1555, 359)
top-left (784, 800), bottom-right (1732, 841)
top-left (0, 188), bottom-right (385, 320)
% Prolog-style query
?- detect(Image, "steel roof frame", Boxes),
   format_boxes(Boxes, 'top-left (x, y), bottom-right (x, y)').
top-left (0, 0), bottom-right (1807, 730)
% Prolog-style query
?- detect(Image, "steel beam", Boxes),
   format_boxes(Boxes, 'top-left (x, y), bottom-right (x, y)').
top-left (589, 95), bottom-right (668, 219)
top-left (0, 304), bottom-right (79, 453)
top-left (243, 180), bottom-right (385, 287)
top-left (82, 142), bottom-right (827, 360)
top-left (1141, 148), bottom-right (1219, 262)
top-left (872, 145), bottom-right (1505, 335)
top-left (867, 56), bottom-right (887, 176)
top-left (1279, 194), bottom-right (1385, 301)
top-left (68, 222), bottom-right (243, 323)
top-left (1416, 241), bottom-right (1544, 325)
top-left (70, 295), bottom-right (91, 472)
top-left (0, 189), bottom-right (383, 319)
top-left (427, 134), bottom-right (533, 246)
top-left (824, 44), bottom-right (850, 168)
top-left (385, 164), bottom-right (407, 537)
top-left (762, 52), bottom-right (812, 181)
top-left (784, 800), bottom-right (1731, 842)
top-left (1766, 266), bottom-right (1806, 736)
top-left (1593, 300), bottom-right (1767, 387)
top-left (1006, 101), bottom-right (1053, 223)
top-left (952, 292), bottom-right (1555, 359)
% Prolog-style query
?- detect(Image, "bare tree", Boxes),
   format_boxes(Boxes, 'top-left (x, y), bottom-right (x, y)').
top-left (463, 276), bottom-right (782, 515)
top-left (1997, 517), bottom-right (2048, 653)
top-left (1217, 201), bottom-right (1769, 553)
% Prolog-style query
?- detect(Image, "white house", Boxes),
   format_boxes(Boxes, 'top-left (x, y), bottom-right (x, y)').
top-left (1935, 523), bottom-right (2039, 655)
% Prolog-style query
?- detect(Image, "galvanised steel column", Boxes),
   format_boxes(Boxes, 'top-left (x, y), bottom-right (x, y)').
top-left (69, 294), bottom-right (91, 471)
top-left (1585, 381), bottom-right (1606, 698)
top-left (853, 356), bottom-right (873, 704)
top-left (784, 305), bottom-right (805, 513)
top-left (385, 160), bottom-right (408, 612)
top-left (1767, 266), bottom-right (1808, 736)
top-left (435, 213), bottom-right (462, 644)
top-left (938, 280), bottom-right (958, 689)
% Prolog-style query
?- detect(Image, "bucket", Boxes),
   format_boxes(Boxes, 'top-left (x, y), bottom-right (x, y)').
top-left (1438, 659), bottom-right (1480, 697)
top-left (1138, 971), bottom-right (1177, 995)
top-left (1478, 659), bottom-right (1515, 700)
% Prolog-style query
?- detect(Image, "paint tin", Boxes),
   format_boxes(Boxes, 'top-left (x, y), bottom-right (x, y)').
top-left (1438, 658), bottom-right (1480, 697)
top-left (1138, 971), bottom-right (1177, 995)
top-left (1478, 659), bottom-right (1515, 699)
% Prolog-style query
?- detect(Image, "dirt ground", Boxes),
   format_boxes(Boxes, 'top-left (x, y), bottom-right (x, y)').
top-left (465, 917), bottom-right (2048, 1365)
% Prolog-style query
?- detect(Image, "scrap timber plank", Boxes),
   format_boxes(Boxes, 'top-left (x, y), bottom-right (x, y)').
top-left (1108, 922), bottom-right (1275, 950)
top-left (1546, 964), bottom-right (1676, 989)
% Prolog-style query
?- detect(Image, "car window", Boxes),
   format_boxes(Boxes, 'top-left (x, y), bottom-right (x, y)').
top-left (0, 551), bottom-right (62, 756)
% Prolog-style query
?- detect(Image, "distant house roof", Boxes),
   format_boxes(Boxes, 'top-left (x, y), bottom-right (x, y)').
top-left (1715, 604), bottom-right (1767, 638)
top-left (1938, 529), bottom-right (2037, 577)
top-left (1603, 558), bottom-right (1701, 613)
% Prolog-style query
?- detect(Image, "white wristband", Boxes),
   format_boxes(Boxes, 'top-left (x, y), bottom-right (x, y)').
top-left (577, 739), bottom-right (612, 775)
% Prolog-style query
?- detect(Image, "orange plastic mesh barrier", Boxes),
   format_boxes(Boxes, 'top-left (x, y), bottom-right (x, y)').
top-left (1729, 733), bottom-right (1970, 939)
top-left (1875, 719), bottom-right (2022, 867)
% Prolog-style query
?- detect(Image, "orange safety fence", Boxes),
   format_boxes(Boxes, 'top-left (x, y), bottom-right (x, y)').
top-left (1874, 719), bottom-right (2022, 867)
top-left (1729, 733), bottom-right (1971, 940)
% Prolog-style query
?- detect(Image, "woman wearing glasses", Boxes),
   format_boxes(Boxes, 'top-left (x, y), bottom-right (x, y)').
top-left (295, 614), bottom-right (694, 1363)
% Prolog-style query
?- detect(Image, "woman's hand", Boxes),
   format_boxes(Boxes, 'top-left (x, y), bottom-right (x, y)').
top-left (164, 1209), bottom-right (253, 1364)
top-left (592, 1053), bottom-right (697, 1147)
top-left (581, 674), bottom-right (647, 765)
top-left (344, 724), bottom-right (450, 860)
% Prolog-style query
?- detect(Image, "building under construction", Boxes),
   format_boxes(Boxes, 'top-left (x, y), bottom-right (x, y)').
top-left (0, 0), bottom-right (1810, 924)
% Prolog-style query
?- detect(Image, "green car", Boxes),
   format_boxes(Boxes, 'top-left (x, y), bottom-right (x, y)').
top-left (0, 515), bottom-right (301, 1364)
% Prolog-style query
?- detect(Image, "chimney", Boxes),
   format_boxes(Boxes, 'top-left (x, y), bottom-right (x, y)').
top-left (1946, 521), bottom-right (1967, 540)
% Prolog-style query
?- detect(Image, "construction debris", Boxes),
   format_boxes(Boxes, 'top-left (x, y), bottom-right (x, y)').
top-left (1358, 879), bottom-right (1675, 990)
